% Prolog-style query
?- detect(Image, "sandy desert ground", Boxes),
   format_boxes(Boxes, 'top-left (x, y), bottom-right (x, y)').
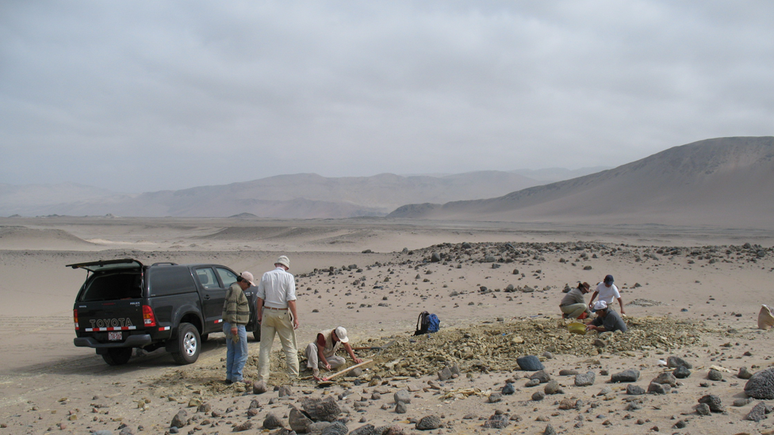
top-left (1, 216), bottom-right (774, 434)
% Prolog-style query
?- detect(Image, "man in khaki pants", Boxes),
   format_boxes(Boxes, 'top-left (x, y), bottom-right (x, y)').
top-left (256, 255), bottom-right (299, 382)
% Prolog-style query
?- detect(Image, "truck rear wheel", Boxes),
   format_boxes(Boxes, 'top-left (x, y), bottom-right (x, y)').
top-left (102, 348), bottom-right (133, 365)
top-left (171, 322), bottom-right (200, 364)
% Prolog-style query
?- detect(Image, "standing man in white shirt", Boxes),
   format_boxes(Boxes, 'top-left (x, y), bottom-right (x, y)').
top-left (256, 255), bottom-right (299, 382)
top-left (588, 274), bottom-right (625, 315)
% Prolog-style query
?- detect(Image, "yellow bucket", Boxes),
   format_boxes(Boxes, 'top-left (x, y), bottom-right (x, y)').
top-left (568, 322), bottom-right (586, 335)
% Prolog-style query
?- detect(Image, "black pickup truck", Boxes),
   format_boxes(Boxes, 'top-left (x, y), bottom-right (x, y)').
top-left (69, 258), bottom-right (261, 366)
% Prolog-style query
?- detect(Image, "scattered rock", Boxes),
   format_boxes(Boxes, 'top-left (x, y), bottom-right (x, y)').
top-left (627, 384), bottom-right (646, 395)
top-left (289, 406), bottom-right (314, 433)
top-left (416, 415), bottom-right (442, 430)
top-left (698, 394), bottom-right (724, 413)
top-left (695, 403), bottom-right (711, 415)
top-left (170, 410), bottom-right (187, 428)
top-left (738, 367), bottom-right (753, 380)
top-left (673, 365), bottom-right (691, 379)
top-left (611, 369), bottom-right (640, 383)
top-left (263, 412), bottom-right (283, 429)
top-left (544, 380), bottom-right (561, 395)
top-left (350, 424), bottom-right (377, 435)
top-left (253, 380), bottom-right (268, 394)
top-left (278, 385), bottom-right (292, 397)
top-left (233, 421), bottom-right (253, 432)
top-left (517, 355), bottom-right (544, 371)
top-left (394, 389), bottom-right (411, 404)
top-left (733, 398), bottom-right (754, 407)
top-left (395, 401), bottom-right (408, 414)
top-left (707, 369), bottom-right (723, 381)
top-left (745, 368), bottom-right (774, 399)
top-left (302, 396), bottom-right (341, 422)
top-left (647, 382), bottom-right (670, 395)
top-left (525, 378), bottom-right (541, 387)
top-left (502, 383), bottom-right (516, 395)
top-left (532, 391), bottom-right (546, 401)
top-left (483, 413), bottom-right (509, 429)
top-left (530, 370), bottom-right (551, 383)
top-left (558, 397), bottom-right (581, 410)
top-left (575, 371), bottom-right (595, 387)
top-left (745, 402), bottom-right (773, 422)
top-left (320, 421), bottom-right (348, 435)
top-left (667, 356), bottom-right (692, 369)
top-left (652, 372), bottom-right (677, 387)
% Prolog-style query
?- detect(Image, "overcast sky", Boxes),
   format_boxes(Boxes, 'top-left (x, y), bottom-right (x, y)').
top-left (2, 1), bottom-right (772, 193)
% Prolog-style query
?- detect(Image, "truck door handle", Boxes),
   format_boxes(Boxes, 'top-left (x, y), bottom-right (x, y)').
top-left (204, 295), bottom-right (210, 300)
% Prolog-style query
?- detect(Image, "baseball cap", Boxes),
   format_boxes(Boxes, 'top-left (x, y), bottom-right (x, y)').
top-left (604, 274), bottom-right (614, 285)
top-left (593, 300), bottom-right (608, 311)
top-left (239, 271), bottom-right (254, 286)
top-left (334, 326), bottom-right (349, 343)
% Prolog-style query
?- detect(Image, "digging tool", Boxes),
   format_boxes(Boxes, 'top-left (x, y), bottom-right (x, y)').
top-left (314, 359), bottom-right (374, 383)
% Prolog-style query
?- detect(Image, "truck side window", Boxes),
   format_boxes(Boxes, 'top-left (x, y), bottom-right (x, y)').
top-left (195, 268), bottom-right (219, 289)
top-left (149, 267), bottom-right (196, 296)
top-left (216, 268), bottom-right (238, 288)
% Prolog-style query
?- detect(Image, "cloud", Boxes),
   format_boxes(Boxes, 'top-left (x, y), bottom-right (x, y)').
top-left (1, 0), bottom-right (772, 192)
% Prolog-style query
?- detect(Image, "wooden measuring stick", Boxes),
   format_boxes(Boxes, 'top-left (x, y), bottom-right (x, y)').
top-left (320, 359), bottom-right (374, 382)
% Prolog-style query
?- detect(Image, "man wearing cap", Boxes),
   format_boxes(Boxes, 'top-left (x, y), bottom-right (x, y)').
top-left (588, 274), bottom-right (625, 315)
top-left (305, 326), bottom-right (363, 378)
top-left (587, 300), bottom-right (627, 333)
top-left (256, 255), bottom-right (299, 382)
top-left (222, 271), bottom-right (254, 384)
top-left (560, 282), bottom-right (592, 319)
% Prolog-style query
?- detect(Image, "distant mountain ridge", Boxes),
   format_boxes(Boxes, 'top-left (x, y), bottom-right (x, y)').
top-left (0, 171), bottom-right (545, 218)
top-left (389, 136), bottom-right (774, 228)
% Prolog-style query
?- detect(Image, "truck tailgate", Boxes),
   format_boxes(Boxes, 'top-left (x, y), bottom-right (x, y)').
top-left (75, 300), bottom-right (144, 342)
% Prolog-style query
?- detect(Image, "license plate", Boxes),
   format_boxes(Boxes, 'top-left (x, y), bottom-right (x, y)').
top-left (108, 331), bottom-right (122, 341)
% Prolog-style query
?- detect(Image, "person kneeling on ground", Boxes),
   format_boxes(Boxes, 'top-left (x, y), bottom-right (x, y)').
top-left (560, 281), bottom-right (591, 319)
top-left (586, 301), bottom-right (627, 333)
top-left (305, 326), bottom-right (362, 378)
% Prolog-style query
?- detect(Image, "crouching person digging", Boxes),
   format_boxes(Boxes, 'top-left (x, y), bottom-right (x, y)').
top-left (305, 326), bottom-right (362, 380)
top-left (586, 300), bottom-right (628, 333)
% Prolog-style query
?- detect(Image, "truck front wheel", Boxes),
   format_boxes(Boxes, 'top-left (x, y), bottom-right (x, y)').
top-left (171, 322), bottom-right (200, 364)
top-left (102, 348), bottom-right (132, 365)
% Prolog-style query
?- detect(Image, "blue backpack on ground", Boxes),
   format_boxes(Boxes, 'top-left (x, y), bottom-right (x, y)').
top-left (414, 311), bottom-right (440, 335)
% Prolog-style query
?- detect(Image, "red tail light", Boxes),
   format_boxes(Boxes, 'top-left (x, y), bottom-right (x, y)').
top-left (73, 308), bottom-right (79, 330)
top-left (142, 305), bottom-right (157, 327)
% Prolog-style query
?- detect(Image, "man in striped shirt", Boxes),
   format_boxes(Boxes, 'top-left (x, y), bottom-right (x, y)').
top-left (222, 271), bottom-right (253, 384)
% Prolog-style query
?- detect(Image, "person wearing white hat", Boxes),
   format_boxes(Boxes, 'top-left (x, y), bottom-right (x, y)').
top-left (586, 300), bottom-right (627, 333)
top-left (305, 326), bottom-right (362, 379)
top-left (222, 271), bottom-right (254, 384)
top-left (256, 255), bottom-right (299, 381)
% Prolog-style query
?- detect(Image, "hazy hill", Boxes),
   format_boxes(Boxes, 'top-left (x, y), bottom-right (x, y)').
top-left (1, 171), bottom-right (542, 218)
top-left (389, 137), bottom-right (774, 228)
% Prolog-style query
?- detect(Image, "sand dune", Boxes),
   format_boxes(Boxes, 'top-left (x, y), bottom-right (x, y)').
top-left (390, 136), bottom-right (774, 228)
top-left (0, 226), bottom-right (95, 250)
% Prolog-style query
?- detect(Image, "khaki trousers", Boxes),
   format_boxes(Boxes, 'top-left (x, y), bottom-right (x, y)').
top-left (257, 309), bottom-right (299, 381)
top-left (305, 343), bottom-right (346, 370)
top-left (560, 303), bottom-right (588, 319)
